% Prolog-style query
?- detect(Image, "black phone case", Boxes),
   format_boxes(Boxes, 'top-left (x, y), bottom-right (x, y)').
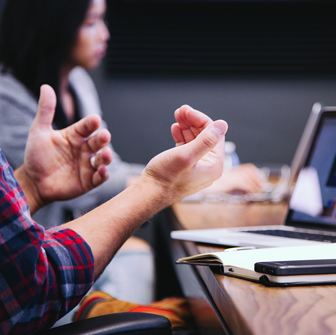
top-left (254, 259), bottom-right (336, 276)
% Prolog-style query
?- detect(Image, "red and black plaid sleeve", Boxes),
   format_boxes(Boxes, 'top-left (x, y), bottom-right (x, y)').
top-left (0, 150), bottom-right (94, 334)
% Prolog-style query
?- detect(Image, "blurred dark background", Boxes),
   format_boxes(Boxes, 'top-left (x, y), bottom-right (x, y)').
top-left (2, 0), bottom-right (336, 166)
top-left (89, 0), bottom-right (336, 297)
top-left (90, 0), bottom-right (336, 167)
top-left (1, 0), bottom-right (336, 303)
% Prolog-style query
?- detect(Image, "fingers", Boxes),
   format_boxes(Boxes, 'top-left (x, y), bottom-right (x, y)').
top-left (224, 164), bottom-right (266, 194)
top-left (176, 120), bottom-right (228, 168)
top-left (235, 178), bottom-right (261, 194)
top-left (235, 164), bottom-right (267, 192)
top-left (90, 147), bottom-right (112, 187)
top-left (171, 123), bottom-right (185, 147)
top-left (175, 105), bottom-right (213, 130)
top-left (92, 165), bottom-right (110, 187)
top-left (87, 128), bottom-right (111, 153)
top-left (90, 147), bottom-right (113, 169)
top-left (32, 84), bottom-right (57, 129)
top-left (173, 105), bottom-right (214, 145)
top-left (72, 114), bottom-right (103, 139)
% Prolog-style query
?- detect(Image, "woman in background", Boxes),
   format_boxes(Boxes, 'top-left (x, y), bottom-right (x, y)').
top-left (0, 0), bottom-right (265, 323)
top-left (0, 0), bottom-right (155, 325)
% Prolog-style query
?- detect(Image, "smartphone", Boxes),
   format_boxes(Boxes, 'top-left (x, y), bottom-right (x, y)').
top-left (254, 259), bottom-right (336, 276)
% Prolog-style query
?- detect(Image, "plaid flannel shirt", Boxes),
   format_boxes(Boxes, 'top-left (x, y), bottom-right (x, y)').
top-left (0, 150), bottom-right (94, 334)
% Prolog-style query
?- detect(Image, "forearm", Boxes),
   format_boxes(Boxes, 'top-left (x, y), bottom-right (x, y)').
top-left (64, 175), bottom-right (172, 279)
top-left (69, 119), bottom-right (226, 279)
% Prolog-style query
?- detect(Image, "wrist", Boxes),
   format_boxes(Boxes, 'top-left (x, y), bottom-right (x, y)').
top-left (135, 174), bottom-right (177, 211)
top-left (14, 165), bottom-right (45, 215)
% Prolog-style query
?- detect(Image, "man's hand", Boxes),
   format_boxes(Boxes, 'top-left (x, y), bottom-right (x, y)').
top-left (171, 104), bottom-right (214, 146)
top-left (142, 105), bottom-right (228, 203)
top-left (66, 105), bottom-right (227, 277)
top-left (172, 106), bottom-right (265, 195)
top-left (15, 85), bottom-right (113, 214)
top-left (203, 163), bottom-right (267, 194)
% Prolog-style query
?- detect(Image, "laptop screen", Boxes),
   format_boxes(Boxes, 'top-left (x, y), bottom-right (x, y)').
top-left (288, 110), bottom-right (336, 230)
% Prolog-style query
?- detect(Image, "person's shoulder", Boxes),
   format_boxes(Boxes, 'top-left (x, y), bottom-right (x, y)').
top-left (69, 67), bottom-right (96, 89)
top-left (69, 67), bottom-right (102, 117)
top-left (0, 67), bottom-right (37, 108)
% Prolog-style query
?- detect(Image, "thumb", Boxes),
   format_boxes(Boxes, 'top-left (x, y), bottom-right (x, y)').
top-left (32, 84), bottom-right (57, 129)
top-left (179, 120), bottom-right (228, 166)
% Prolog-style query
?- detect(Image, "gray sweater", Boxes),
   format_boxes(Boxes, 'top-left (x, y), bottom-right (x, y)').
top-left (0, 67), bottom-right (144, 227)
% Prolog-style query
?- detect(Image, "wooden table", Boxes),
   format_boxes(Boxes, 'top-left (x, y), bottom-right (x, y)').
top-left (159, 201), bottom-right (336, 335)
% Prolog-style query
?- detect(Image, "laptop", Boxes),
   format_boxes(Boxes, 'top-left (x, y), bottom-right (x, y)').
top-left (171, 104), bottom-right (336, 248)
top-left (182, 102), bottom-right (323, 204)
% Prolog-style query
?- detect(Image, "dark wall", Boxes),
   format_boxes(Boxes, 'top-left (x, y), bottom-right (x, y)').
top-left (0, 0), bottom-right (4, 14)
top-left (88, 0), bottom-right (336, 167)
top-left (90, 66), bottom-right (336, 166)
top-left (1, 1), bottom-right (336, 166)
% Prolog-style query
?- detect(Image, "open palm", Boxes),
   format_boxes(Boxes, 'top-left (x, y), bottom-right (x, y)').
top-left (23, 85), bottom-right (112, 206)
top-left (143, 105), bottom-right (228, 202)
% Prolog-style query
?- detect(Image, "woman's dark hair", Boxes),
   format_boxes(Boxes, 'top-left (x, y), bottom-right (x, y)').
top-left (0, 0), bottom-right (91, 127)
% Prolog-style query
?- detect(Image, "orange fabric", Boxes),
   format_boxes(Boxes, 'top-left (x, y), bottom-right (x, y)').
top-left (74, 291), bottom-right (193, 328)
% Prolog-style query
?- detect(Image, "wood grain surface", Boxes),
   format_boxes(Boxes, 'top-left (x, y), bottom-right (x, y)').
top-left (170, 201), bottom-right (336, 335)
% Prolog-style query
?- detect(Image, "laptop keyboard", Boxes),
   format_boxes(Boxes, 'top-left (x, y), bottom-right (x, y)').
top-left (243, 229), bottom-right (336, 243)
